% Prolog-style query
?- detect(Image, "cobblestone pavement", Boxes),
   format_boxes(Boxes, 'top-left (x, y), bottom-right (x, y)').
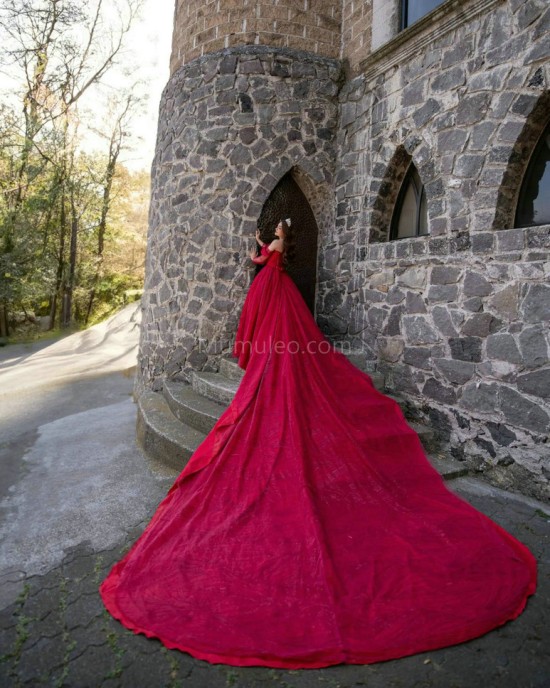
top-left (1, 476), bottom-right (549, 688)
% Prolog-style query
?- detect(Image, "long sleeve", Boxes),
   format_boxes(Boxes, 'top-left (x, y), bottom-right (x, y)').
top-left (251, 244), bottom-right (272, 264)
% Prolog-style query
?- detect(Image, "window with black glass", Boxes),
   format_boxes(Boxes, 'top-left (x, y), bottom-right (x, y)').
top-left (401, 0), bottom-right (447, 29)
top-left (515, 122), bottom-right (550, 228)
top-left (390, 165), bottom-right (429, 240)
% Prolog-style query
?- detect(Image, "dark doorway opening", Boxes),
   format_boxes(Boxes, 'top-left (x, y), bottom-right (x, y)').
top-left (256, 171), bottom-right (319, 315)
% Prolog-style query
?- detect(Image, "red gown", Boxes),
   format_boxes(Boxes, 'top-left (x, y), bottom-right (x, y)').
top-left (99, 244), bottom-right (537, 669)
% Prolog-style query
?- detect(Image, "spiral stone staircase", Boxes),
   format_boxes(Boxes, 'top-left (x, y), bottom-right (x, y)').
top-left (136, 353), bottom-right (468, 481)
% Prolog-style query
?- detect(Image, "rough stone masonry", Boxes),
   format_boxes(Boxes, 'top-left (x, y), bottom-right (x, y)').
top-left (137, 0), bottom-right (550, 501)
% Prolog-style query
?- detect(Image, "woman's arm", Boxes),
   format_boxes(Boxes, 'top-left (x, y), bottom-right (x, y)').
top-left (249, 244), bottom-right (271, 264)
top-left (250, 231), bottom-right (282, 263)
top-left (251, 253), bottom-right (269, 265)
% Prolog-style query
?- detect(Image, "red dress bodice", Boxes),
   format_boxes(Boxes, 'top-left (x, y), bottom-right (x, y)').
top-left (256, 244), bottom-right (284, 271)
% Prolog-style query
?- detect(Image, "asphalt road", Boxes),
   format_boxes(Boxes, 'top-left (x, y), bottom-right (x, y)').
top-left (0, 305), bottom-right (176, 603)
top-left (0, 308), bottom-right (548, 687)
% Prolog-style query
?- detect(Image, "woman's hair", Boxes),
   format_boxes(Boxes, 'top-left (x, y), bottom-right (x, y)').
top-left (279, 218), bottom-right (296, 269)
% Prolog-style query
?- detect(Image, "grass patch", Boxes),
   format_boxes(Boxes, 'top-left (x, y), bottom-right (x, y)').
top-left (0, 581), bottom-right (32, 688)
top-left (102, 625), bottom-right (125, 681)
top-left (3, 326), bottom-right (81, 346)
top-left (53, 574), bottom-right (78, 688)
top-left (161, 646), bottom-right (184, 688)
top-left (225, 668), bottom-right (239, 686)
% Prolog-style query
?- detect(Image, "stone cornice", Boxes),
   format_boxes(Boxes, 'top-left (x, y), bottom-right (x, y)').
top-left (171, 44), bottom-right (344, 81)
top-left (357, 0), bottom-right (505, 83)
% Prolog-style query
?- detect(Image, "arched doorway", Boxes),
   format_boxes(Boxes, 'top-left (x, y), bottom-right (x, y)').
top-left (256, 171), bottom-right (319, 314)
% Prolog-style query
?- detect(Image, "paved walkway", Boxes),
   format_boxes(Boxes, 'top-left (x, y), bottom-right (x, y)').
top-left (1, 313), bottom-right (549, 688)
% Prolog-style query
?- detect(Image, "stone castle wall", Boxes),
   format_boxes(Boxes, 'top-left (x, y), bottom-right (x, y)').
top-left (170, 0), bottom-right (341, 74)
top-left (321, 0), bottom-right (550, 500)
top-left (139, 46), bottom-right (342, 392)
top-left (140, 0), bottom-right (550, 500)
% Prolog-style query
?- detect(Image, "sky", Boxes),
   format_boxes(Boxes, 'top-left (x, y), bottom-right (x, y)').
top-left (102, 0), bottom-right (175, 171)
top-left (0, 0), bottom-right (175, 173)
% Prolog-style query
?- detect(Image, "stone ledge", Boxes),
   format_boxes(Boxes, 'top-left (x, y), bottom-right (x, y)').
top-left (357, 0), bottom-right (502, 83)
top-left (365, 224), bottom-right (550, 262)
top-left (171, 44), bottom-right (344, 84)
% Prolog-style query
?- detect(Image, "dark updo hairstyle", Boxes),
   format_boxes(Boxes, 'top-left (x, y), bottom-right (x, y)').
top-left (279, 218), bottom-right (296, 269)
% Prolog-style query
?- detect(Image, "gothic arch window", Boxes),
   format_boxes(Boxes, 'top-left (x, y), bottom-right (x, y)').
top-left (514, 121), bottom-right (550, 228)
top-left (390, 164), bottom-right (428, 240)
top-left (401, 0), bottom-right (447, 29)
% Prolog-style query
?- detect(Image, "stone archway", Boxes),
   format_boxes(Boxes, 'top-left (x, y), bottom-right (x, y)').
top-left (492, 90), bottom-right (550, 230)
top-left (370, 145), bottom-right (412, 242)
top-left (257, 171), bottom-right (319, 314)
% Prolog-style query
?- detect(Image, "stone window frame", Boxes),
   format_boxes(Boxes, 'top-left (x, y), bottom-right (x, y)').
top-left (369, 144), bottom-right (437, 244)
top-left (493, 91), bottom-right (550, 231)
top-left (390, 163), bottom-right (429, 241)
top-left (367, 0), bottom-right (502, 79)
top-left (370, 146), bottom-right (411, 243)
top-left (515, 120), bottom-right (550, 229)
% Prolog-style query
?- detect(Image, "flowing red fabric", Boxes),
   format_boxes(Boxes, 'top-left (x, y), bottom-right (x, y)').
top-left (100, 246), bottom-right (537, 669)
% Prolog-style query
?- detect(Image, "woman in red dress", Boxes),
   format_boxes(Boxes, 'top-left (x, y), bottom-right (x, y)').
top-left (99, 218), bottom-right (537, 669)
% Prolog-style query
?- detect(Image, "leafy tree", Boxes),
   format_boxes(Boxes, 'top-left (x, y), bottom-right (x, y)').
top-left (0, 0), bottom-right (147, 337)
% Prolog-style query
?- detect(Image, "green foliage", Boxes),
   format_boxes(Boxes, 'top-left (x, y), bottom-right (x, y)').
top-left (0, 126), bottom-right (147, 336)
top-left (85, 273), bottom-right (143, 326)
top-left (0, 0), bottom-right (147, 338)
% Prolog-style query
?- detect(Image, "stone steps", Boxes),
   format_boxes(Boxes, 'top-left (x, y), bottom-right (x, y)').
top-left (425, 452), bottom-right (469, 480)
top-left (136, 391), bottom-right (206, 472)
top-left (191, 370), bottom-right (240, 406)
top-left (164, 378), bottom-right (439, 454)
top-left (137, 353), bottom-right (468, 481)
top-left (219, 356), bottom-right (245, 381)
top-left (163, 378), bottom-right (226, 433)
top-left (220, 351), bottom-right (385, 383)
top-left (195, 355), bottom-right (386, 404)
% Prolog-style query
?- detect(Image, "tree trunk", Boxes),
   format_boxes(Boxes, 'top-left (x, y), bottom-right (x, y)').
top-left (61, 190), bottom-right (78, 328)
top-left (49, 188), bottom-right (67, 330)
top-left (85, 136), bottom-right (119, 324)
top-left (84, 285), bottom-right (97, 325)
top-left (0, 304), bottom-right (9, 338)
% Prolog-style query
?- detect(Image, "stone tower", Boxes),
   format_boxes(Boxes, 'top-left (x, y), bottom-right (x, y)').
top-left (138, 0), bottom-right (550, 501)
top-left (138, 0), bottom-right (345, 389)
